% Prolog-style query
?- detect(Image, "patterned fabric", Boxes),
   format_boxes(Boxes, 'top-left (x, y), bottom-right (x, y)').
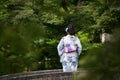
top-left (63, 45), bottom-right (77, 53)
top-left (61, 52), bottom-right (78, 72)
top-left (63, 37), bottom-right (77, 53)
top-left (57, 35), bottom-right (82, 72)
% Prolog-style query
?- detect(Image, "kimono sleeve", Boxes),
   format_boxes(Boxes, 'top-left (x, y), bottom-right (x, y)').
top-left (57, 38), bottom-right (64, 56)
top-left (76, 37), bottom-right (82, 55)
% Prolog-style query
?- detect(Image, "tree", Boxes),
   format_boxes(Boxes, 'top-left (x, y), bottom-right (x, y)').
top-left (0, 0), bottom-right (120, 75)
top-left (0, 0), bottom-right (45, 74)
top-left (78, 28), bottom-right (120, 80)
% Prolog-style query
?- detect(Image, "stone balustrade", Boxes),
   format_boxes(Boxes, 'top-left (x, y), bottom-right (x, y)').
top-left (0, 69), bottom-right (87, 80)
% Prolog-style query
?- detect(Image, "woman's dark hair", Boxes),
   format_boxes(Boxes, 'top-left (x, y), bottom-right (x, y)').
top-left (66, 24), bottom-right (75, 35)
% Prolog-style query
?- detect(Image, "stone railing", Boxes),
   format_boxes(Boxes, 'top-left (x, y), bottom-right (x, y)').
top-left (0, 69), bottom-right (87, 80)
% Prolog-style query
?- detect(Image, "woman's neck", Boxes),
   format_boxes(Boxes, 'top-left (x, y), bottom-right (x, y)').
top-left (67, 34), bottom-right (74, 36)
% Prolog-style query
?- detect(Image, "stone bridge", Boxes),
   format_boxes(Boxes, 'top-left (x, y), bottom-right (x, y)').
top-left (0, 69), bottom-right (87, 80)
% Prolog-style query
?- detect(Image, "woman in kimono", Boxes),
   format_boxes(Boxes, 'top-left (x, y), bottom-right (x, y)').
top-left (57, 24), bottom-right (82, 72)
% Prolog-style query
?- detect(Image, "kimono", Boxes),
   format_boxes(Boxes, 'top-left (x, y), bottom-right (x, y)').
top-left (57, 35), bottom-right (82, 72)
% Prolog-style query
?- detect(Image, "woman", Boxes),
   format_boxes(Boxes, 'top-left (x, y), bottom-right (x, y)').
top-left (57, 24), bottom-right (82, 72)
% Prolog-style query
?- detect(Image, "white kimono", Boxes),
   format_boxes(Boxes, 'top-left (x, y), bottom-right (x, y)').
top-left (57, 35), bottom-right (82, 72)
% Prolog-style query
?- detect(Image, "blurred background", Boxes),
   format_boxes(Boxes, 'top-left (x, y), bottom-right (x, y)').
top-left (0, 0), bottom-right (120, 79)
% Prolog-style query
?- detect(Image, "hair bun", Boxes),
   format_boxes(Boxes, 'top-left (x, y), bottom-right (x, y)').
top-left (65, 24), bottom-right (75, 35)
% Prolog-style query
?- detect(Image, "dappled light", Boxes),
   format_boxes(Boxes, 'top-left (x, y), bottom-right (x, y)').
top-left (0, 0), bottom-right (120, 80)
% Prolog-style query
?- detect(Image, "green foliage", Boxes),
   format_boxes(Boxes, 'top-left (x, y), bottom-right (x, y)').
top-left (78, 29), bottom-right (120, 80)
top-left (34, 38), bottom-right (61, 70)
top-left (0, 0), bottom-right (120, 76)
top-left (0, 23), bottom-right (45, 74)
top-left (41, 12), bottom-right (64, 25)
top-left (76, 31), bottom-right (101, 54)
